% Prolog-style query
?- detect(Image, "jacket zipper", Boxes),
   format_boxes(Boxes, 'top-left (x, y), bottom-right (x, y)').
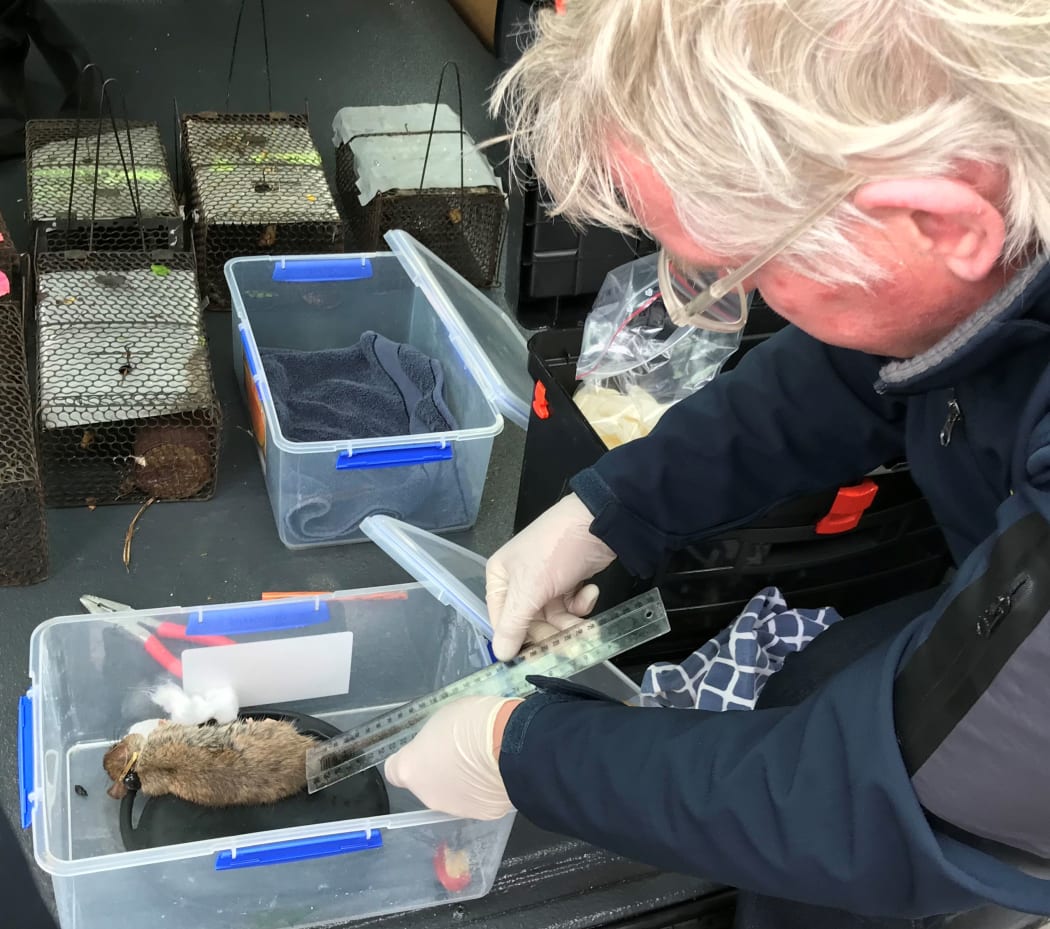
top-left (976, 574), bottom-right (1030, 638)
top-left (940, 392), bottom-right (962, 447)
top-left (937, 387), bottom-right (1001, 500)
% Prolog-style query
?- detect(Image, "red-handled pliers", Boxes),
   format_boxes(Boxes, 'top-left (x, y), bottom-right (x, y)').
top-left (81, 595), bottom-right (236, 678)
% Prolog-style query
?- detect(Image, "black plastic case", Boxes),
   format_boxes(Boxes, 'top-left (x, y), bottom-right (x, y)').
top-left (515, 325), bottom-right (953, 674)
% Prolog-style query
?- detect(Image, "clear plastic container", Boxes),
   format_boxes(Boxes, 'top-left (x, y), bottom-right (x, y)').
top-left (225, 232), bottom-right (532, 550)
top-left (19, 520), bottom-right (640, 929)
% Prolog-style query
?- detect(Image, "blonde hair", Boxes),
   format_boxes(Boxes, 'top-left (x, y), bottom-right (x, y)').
top-left (490, 0), bottom-right (1050, 285)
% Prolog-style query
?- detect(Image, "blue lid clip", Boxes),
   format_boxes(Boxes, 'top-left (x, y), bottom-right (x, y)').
top-left (18, 691), bottom-right (34, 829)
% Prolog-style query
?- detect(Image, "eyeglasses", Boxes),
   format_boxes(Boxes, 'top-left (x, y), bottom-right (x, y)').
top-left (656, 180), bottom-right (858, 332)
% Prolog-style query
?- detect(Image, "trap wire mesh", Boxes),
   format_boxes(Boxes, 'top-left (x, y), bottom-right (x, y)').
top-left (35, 251), bottom-right (222, 507)
top-left (0, 210), bottom-right (23, 306)
top-left (336, 140), bottom-right (506, 290)
top-left (25, 119), bottom-right (184, 255)
top-left (180, 112), bottom-right (343, 309)
top-left (0, 301), bottom-right (49, 585)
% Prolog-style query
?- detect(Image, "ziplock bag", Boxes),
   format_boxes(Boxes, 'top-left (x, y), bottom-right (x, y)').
top-left (574, 253), bottom-right (741, 447)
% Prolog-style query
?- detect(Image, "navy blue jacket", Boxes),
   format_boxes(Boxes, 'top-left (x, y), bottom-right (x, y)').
top-left (499, 259), bottom-right (1050, 918)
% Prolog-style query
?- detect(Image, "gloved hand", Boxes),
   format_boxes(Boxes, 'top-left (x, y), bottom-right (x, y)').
top-left (486, 493), bottom-right (616, 661)
top-left (384, 695), bottom-right (521, 820)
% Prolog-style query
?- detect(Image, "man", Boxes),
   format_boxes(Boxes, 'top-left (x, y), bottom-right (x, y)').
top-left (1, 0), bottom-right (88, 158)
top-left (385, 1), bottom-right (1050, 927)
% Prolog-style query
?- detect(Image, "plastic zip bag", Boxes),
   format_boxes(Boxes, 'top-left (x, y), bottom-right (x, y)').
top-left (574, 254), bottom-right (741, 447)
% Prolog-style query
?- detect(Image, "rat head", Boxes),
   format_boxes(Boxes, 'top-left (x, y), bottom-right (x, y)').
top-left (103, 733), bottom-right (145, 800)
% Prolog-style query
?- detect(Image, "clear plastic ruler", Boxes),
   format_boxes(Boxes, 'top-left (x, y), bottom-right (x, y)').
top-left (305, 589), bottom-right (668, 793)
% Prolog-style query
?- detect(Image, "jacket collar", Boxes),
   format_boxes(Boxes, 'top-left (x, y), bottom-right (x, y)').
top-left (875, 254), bottom-right (1050, 395)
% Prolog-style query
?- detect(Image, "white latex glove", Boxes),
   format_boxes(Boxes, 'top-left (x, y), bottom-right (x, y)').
top-left (486, 493), bottom-right (616, 661)
top-left (384, 696), bottom-right (520, 820)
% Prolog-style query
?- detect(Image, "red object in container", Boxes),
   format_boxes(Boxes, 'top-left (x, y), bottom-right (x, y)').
top-left (434, 843), bottom-right (472, 892)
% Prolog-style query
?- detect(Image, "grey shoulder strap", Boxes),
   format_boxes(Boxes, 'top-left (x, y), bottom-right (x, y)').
top-left (895, 510), bottom-right (1050, 858)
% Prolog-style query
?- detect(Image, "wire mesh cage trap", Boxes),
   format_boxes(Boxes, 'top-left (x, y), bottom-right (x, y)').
top-left (25, 71), bottom-right (183, 255)
top-left (0, 301), bottom-right (49, 585)
top-left (335, 62), bottom-right (507, 289)
top-left (0, 209), bottom-right (24, 306)
top-left (35, 250), bottom-right (222, 507)
top-left (179, 110), bottom-right (343, 309)
top-left (175, 0), bottom-right (344, 308)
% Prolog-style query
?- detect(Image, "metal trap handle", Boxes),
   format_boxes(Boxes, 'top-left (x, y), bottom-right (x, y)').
top-left (65, 64), bottom-right (148, 253)
top-left (225, 0), bottom-right (273, 114)
top-left (419, 61), bottom-right (467, 198)
top-left (344, 62), bottom-right (472, 198)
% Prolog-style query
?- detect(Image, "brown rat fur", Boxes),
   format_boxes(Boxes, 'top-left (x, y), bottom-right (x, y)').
top-left (102, 718), bottom-right (315, 807)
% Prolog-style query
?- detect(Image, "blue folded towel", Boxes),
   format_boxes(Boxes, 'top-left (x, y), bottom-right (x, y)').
top-left (276, 464), bottom-right (474, 546)
top-left (259, 331), bottom-right (458, 443)
top-left (257, 332), bottom-right (471, 546)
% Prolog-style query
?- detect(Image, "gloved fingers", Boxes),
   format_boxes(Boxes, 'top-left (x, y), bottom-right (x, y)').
top-left (535, 584), bottom-right (600, 634)
top-left (485, 493), bottom-right (613, 662)
top-left (485, 564), bottom-right (509, 630)
top-left (490, 580), bottom-right (542, 662)
top-left (384, 751), bottom-right (407, 789)
top-left (486, 567), bottom-right (525, 662)
top-left (384, 754), bottom-right (444, 815)
top-left (382, 698), bottom-right (514, 820)
top-left (523, 620), bottom-right (562, 647)
top-left (511, 584), bottom-right (601, 654)
top-left (567, 584), bottom-right (600, 618)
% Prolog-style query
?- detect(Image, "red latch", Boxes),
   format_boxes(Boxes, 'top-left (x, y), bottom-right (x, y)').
top-left (815, 479), bottom-right (879, 535)
top-left (532, 381), bottom-right (550, 420)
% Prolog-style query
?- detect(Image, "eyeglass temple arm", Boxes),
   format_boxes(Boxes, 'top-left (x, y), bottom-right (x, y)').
top-left (709, 179), bottom-right (859, 300)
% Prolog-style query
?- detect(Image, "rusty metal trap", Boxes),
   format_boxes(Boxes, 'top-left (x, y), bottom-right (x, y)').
top-left (179, 111), bottom-right (343, 309)
top-left (0, 301), bottom-right (48, 585)
top-left (35, 250), bottom-right (222, 508)
top-left (26, 68), bottom-right (183, 256)
top-left (177, 0), bottom-right (343, 309)
top-left (334, 62), bottom-right (507, 289)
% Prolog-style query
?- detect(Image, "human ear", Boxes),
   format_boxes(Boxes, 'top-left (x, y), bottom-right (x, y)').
top-left (854, 176), bottom-right (1006, 282)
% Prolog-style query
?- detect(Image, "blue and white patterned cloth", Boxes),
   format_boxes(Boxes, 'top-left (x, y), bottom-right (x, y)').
top-left (639, 586), bottom-right (844, 711)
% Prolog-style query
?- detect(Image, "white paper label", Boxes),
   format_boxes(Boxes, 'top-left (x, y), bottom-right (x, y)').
top-left (182, 632), bottom-right (354, 706)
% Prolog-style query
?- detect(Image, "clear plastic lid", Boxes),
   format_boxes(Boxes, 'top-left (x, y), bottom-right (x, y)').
top-left (359, 514), bottom-right (493, 639)
top-left (386, 230), bottom-right (531, 430)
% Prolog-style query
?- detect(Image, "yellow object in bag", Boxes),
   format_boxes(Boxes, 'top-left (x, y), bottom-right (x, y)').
top-left (573, 382), bottom-right (673, 449)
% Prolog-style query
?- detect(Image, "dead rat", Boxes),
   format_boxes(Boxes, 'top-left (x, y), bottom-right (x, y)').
top-left (102, 717), bottom-right (315, 808)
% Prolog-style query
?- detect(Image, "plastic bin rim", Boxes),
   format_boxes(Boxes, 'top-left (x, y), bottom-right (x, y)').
top-left (226, 253), bottom-right (506, 454)
top-left (26, 582), bottom-right (427, 675)
top-left (226, 250), bottom-right (391, 270)
top-left (28, 800), bottom-right (506, 877)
